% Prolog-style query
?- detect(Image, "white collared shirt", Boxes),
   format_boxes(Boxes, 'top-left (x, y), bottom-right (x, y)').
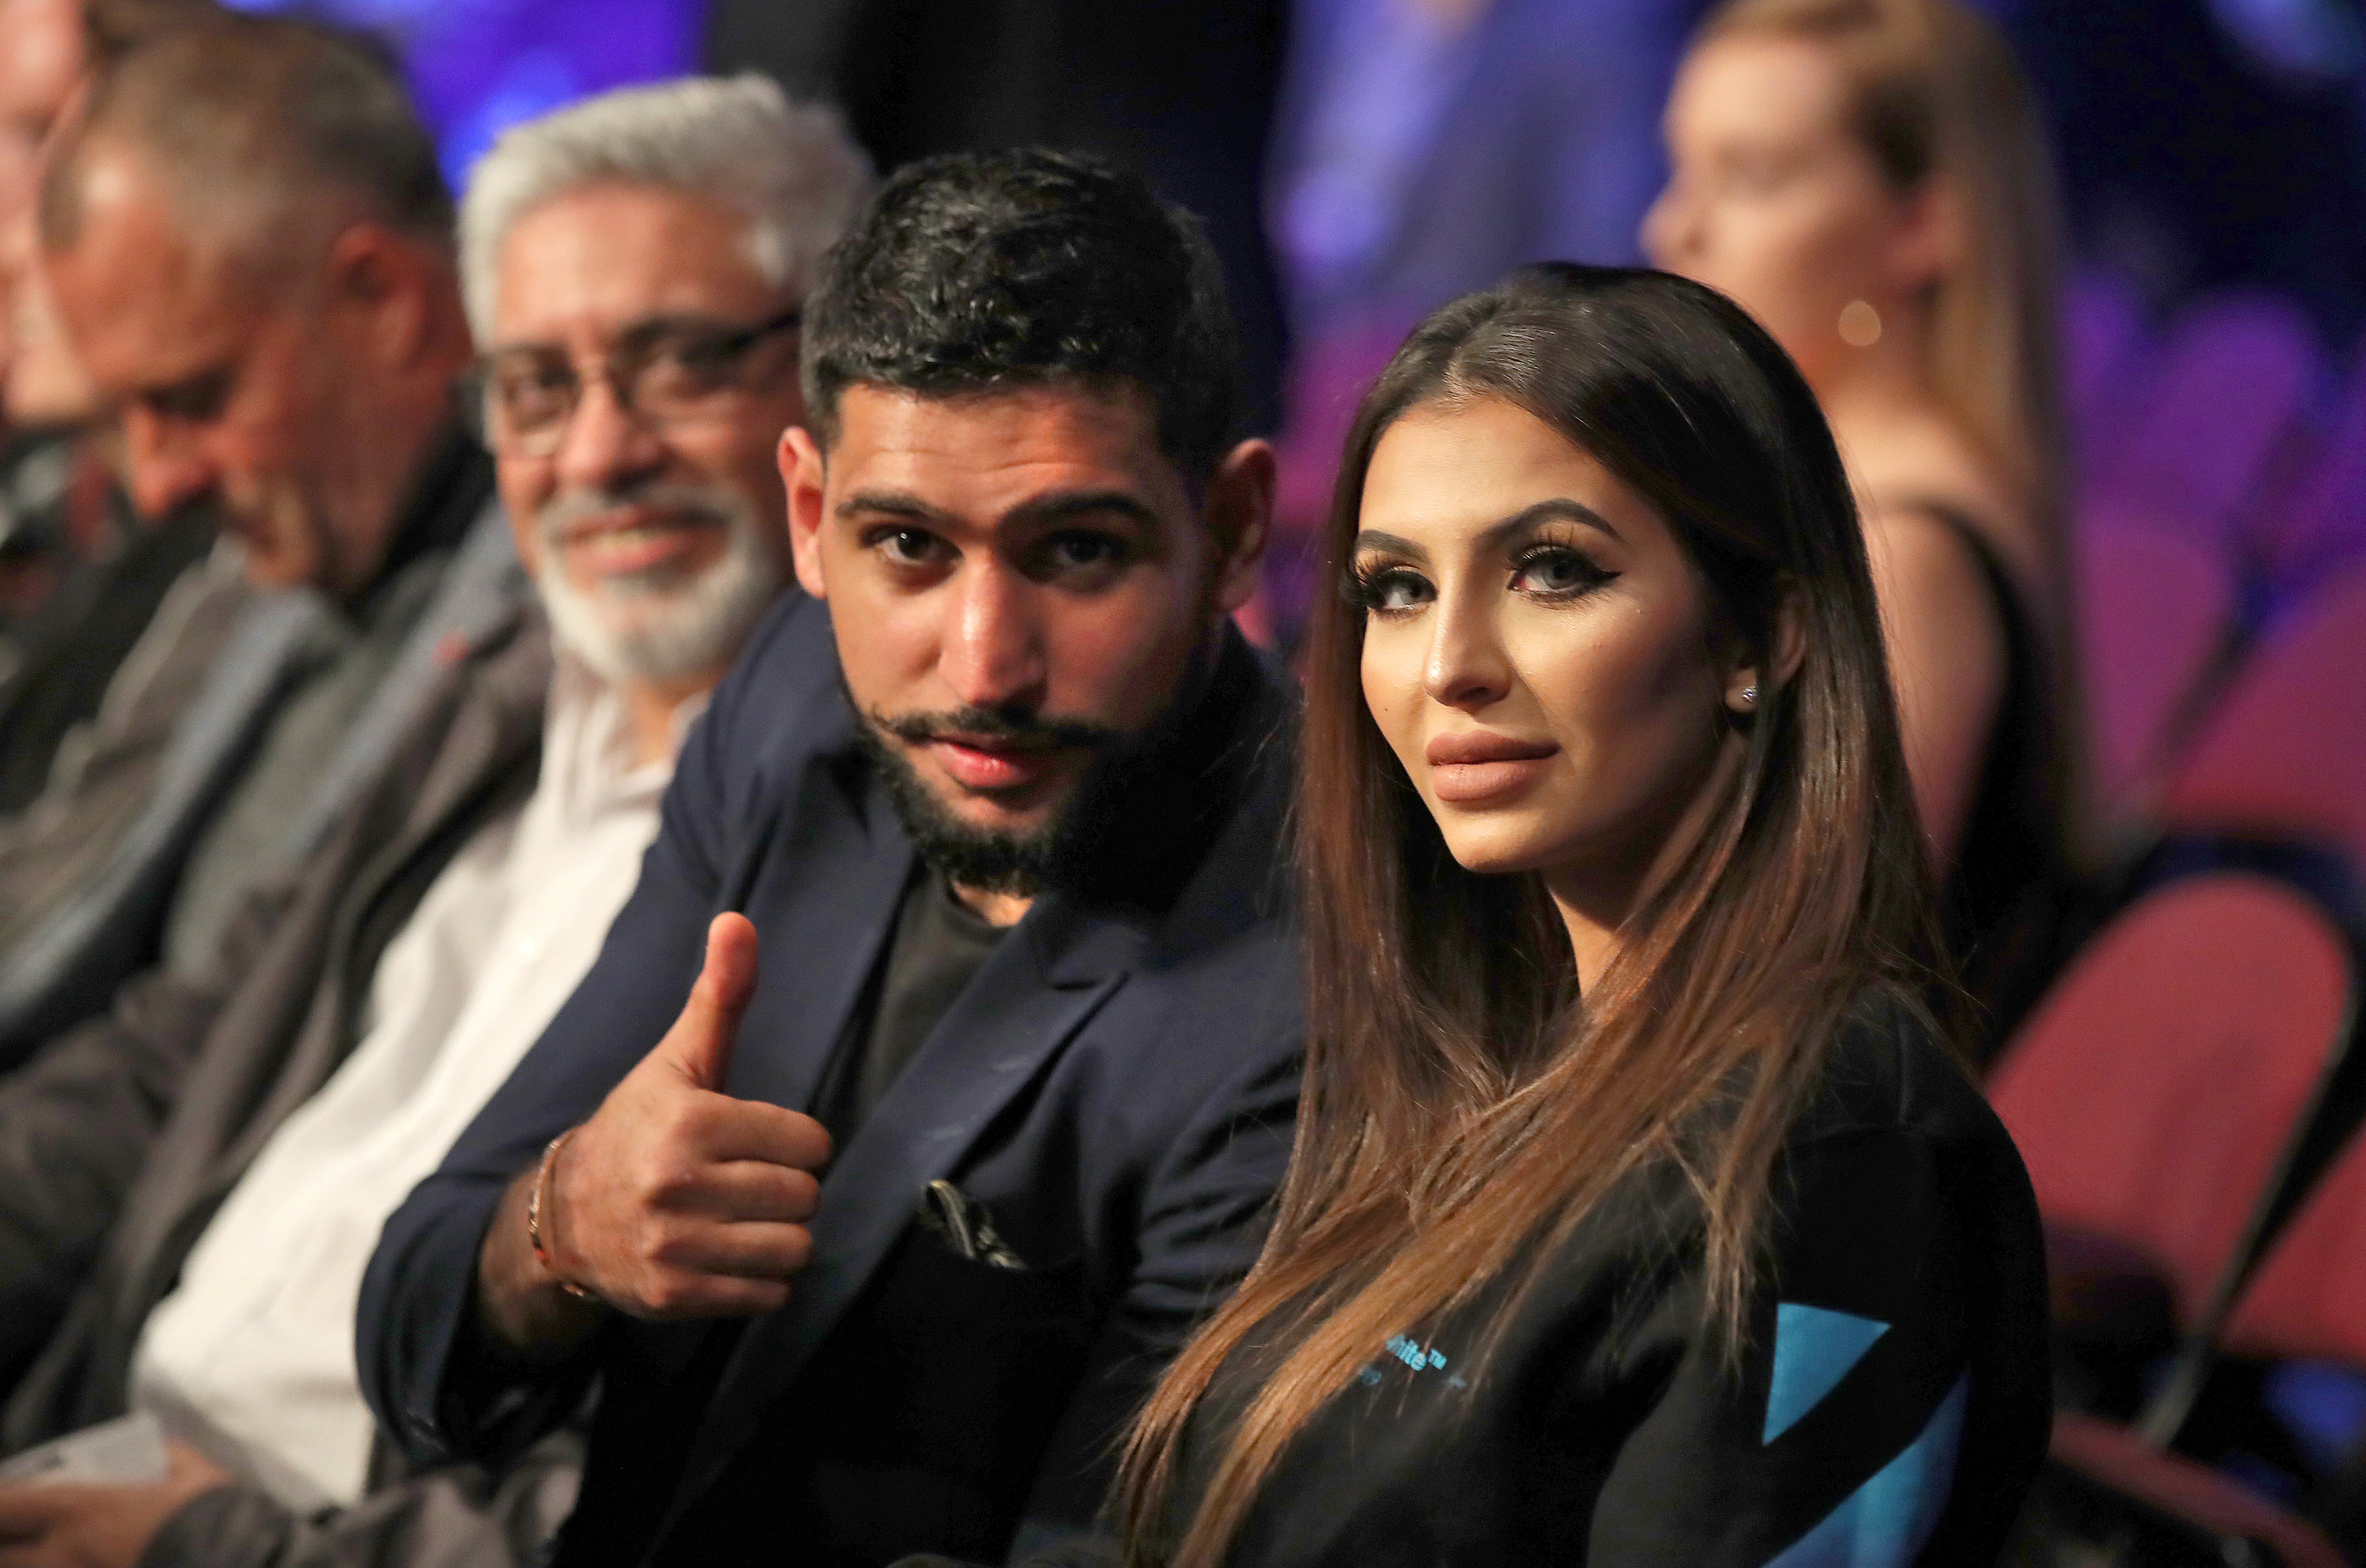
top-left (130, 656), bottom-right (703, 1511)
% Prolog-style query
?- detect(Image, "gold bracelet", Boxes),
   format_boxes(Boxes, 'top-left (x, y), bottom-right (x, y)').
top-left (526, 1127), bottom-right (597, 1302)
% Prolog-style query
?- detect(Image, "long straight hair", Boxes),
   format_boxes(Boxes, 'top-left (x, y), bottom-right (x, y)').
top-left (1701, 0), bottom-right (2093, 911)
top-left (1117, 265), bottom-right (1954, 1567)
top-left (1704, 0), bottom-right (2068, 535)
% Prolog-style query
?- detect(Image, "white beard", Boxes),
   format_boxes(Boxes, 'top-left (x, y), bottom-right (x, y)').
top-left (535, 483), bottom-right (787, 686)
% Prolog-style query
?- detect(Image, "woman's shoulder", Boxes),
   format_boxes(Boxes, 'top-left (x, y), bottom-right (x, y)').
top-left (1862, 482), bottom-right (2048, 616)
top-left (1845, 405), bottom-right (2033, 541)
top-left (1787, 990), bottom-right (2024, 1177)
top-left (1519, 994), bottom-right (2030, 1304)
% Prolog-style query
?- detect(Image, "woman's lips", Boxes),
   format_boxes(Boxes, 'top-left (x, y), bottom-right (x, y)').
top-left (1425, 729), bottom-right (1559, 804)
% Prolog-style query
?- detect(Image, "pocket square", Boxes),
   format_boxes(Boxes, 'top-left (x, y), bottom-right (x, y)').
top-left (917, 1179), bottom-right (1028, 1270)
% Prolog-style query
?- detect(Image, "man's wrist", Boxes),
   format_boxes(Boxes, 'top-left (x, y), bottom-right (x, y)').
top-left (526, 1128), bottom-right (597, 1301)
top-left (478, 1164), bottom-right (605, 1363)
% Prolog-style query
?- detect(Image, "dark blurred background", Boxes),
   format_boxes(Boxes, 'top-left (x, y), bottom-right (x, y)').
top-left (226, 0), bottom-right (2366, 340)
top-left (225, 0), bottom-right (2366, 638)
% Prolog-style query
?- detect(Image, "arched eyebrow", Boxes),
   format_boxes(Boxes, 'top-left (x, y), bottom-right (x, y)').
top-left (1487, 498), bottom-right (1622, 544)
top-left (1353, 500), bottom-right (1621, 564)
top-left (1352, 529), bottom-right (1427, 563)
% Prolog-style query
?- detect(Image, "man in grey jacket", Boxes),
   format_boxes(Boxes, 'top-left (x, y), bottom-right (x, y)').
top-left (0, 0), bottom-right (224, 812)
top-left (0, 13), bottom-right (511, 1065)
top-left (0, 76), bottom-right (868, 1568)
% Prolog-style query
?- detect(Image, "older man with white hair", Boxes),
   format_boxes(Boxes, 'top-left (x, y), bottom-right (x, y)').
top-left (0, 75), bottom-right (869, 1568)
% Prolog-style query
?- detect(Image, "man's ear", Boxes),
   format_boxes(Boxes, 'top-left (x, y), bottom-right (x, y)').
top-left (781, 423), bottom-right (829, 599)
top-left (326, 222), bottom-right (434, 369)
top-left (1204, 437), bottom-right (1274, 615)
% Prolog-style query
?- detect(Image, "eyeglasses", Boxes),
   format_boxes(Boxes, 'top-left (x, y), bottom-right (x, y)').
top-left (465, 304), bottom-right (802, 458)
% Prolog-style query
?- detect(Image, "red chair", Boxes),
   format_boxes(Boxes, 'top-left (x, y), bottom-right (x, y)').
top-left (2160, 566), bottom-right (2366, 875)
top-left (2225, 1126), bottom-right (2366, 1367)
top-left (1989, 874), bottom-right (2355, 1330)
top-left (2076, 505), bottom-right (2238, 811)
top-left (1995, 880), bottom-right (2361, 1562)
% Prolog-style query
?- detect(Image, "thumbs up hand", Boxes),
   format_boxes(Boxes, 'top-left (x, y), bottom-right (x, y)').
top-left (532, 913), bottom-right (833, 1320)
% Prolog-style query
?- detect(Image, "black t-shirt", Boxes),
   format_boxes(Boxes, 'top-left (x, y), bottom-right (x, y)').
top-left (816, 869), bottom-right (1011, 1146)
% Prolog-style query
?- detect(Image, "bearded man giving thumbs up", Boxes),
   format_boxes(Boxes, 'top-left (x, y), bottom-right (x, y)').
top-left (360, 150), bottom-right (1302, 1568)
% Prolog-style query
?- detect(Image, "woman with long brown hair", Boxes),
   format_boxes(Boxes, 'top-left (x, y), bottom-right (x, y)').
top-left (1643, 0), bottom-right (2079, 1045)
top-left (1092, 265), bottom-right (2048, 1566)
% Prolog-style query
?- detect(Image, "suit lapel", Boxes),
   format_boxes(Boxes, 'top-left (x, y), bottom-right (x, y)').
top-left (717, 747), bottom-right (914, 1117)
top-left (660, 893), bottom-right (1142, 1536)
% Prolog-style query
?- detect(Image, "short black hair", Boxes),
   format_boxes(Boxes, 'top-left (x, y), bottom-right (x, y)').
top-left (801, 148), bottom-right (1242, 483)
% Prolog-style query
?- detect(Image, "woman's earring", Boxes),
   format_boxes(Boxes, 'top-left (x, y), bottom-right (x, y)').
top-left (1838, 300), bottom-right (1882, 347)
top-left (1740, 684), bottom-right (1758, 708)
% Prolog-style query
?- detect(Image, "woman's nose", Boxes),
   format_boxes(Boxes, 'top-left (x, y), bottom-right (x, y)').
top-left (1423, 593), bottom-right (1514, 714)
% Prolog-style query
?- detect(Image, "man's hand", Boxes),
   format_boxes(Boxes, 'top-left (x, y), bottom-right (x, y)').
top-left (0, 1442), bottom-right (229, 1568)
top-left (478, 914), bottom-right (833, 1358)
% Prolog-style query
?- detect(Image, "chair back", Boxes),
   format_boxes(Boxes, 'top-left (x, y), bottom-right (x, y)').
top-left (2225, 1123), bottom-right (2366, 1365)
top-left (2076, 507), bottom-right (2236, 810)
top-left (2160, 566), bottom-right (2366, 872)
top-left (1990, 873), bottom-right (2354, 1324)
top-left (2042, 1412), bottom-right (2351, 1568)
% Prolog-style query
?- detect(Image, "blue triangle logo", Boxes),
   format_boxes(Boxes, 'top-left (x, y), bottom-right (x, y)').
top-left (1761, 1374), bottom-right (1968, 1566)
top-left (1764, 1303), bottom-right (1890, 1443)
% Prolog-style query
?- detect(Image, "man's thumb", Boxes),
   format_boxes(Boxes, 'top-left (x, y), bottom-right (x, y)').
top-left (665, 912), bottom-right (759, 1091)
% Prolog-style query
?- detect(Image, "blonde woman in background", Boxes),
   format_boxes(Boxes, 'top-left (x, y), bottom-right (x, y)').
top-left (1645, 0), bottom-right (2078, 1048)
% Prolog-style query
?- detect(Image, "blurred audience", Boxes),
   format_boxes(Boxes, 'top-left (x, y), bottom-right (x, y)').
top-left (0, 0), bottom-right (100, 634)
top-left (0, 0), bottom-right (221, 813)
top-left (0, 76), bottom-right (859, 1568)
top-left (2015, 0), bottom-right (2366, 348)
top-left (1644, 0), bottom-right (2083, 1044)
top-left (0, 14), bottom-right (514, 1066)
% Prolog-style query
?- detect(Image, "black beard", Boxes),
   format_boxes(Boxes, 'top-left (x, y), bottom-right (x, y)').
top-left (852, 727), bottom-right (1065, 898)
top-left (844, 642), bottom-right (1227, 903)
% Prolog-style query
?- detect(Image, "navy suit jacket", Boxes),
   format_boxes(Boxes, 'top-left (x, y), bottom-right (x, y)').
top-left (357, 595), bottom-right (1304, 1567)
